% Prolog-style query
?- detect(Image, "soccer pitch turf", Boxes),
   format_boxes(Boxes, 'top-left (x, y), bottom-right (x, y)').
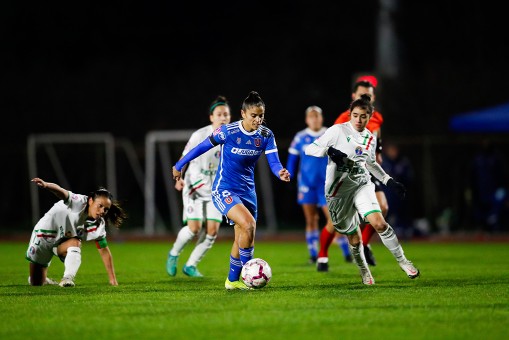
top-left (1, 240), bottom-right (508, 339)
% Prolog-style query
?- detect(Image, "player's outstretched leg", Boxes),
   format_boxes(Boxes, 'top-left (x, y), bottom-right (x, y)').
top-left (378, 225), bottom-right (420, 279)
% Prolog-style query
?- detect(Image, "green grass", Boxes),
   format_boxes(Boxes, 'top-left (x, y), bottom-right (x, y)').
top-left (1, 240), bottom-right (508, 339)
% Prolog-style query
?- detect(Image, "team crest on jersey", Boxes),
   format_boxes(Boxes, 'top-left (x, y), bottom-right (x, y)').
top-left (355, 146), bottom-right (363, 155)
top-left (29, 246), bottom-right (35, 255)
top-left (224, 196), bottom-right (233, 204)
top-left (214, 150), bottom-right (220, 158)
top-left (254, 138), bottom-right (261, 147)
top-left (187, 206), bottom-right (194, 214)
top-left (236, 137), bottom-right (242, 144)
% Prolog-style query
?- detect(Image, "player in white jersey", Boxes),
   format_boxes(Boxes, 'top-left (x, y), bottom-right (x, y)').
top-left (26, 178), bottom-right (127, 287)
top-left (305, 94), bottom-right (419, 285)
top-left (166, 96), bottom-right (231, 277)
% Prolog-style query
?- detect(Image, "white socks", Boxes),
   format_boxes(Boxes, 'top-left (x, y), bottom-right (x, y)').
top-left (187, 234), bottom-right (217, 267)
top-left (63, 246), bottom-right (81, 280)
top-left (350, 243), bottom-right (369, 271)
top-left (378, 225), bottom-right (407, 262)
top-left (170, 226), bottom-right (195, 257)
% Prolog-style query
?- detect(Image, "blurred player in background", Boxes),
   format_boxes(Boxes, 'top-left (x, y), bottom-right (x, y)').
top-left (26, 178), bottom-right (126, 287)
top-left (305, 94), bottom-right (419, 285)
top-left (316, 75), bottom-right (387, 271)
top-left (166, 96), bottom-right (231, 278)
top-left (286, 105), bottom-right (351, 264)
top-left (172, 91), bottom-right (290, 290)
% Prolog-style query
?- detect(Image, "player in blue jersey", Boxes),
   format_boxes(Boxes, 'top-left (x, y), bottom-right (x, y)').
top-left (286, 106), bottom-right (352, 264)
top-left (172, 91), bottom-right (291, 290)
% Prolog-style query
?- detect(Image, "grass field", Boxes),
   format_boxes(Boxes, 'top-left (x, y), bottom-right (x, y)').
top-left (1, 240), bottom-right (508, 339)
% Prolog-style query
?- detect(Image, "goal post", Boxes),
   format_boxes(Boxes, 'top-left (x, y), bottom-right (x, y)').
top-left (27, 133), bottom-right (117, 225)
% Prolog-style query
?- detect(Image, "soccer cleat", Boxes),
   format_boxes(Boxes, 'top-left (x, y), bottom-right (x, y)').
top-left (182, 265), bottom-right (203, 277)
top-left (316, 257), bottom-right (329, 272)
top-left (45, 277), bottom-right (59, 285)
top-left (364, 244), bottom-right (376, 266)
top-left (399, 260), bottom-right (420, 279)
top-left (225, 278), bottom-right (253, 290)
top-left (59, 277), bottom-right (75, 287)
top-left (166, 255), bottom-right (178, 276)
top-left (360, 268), bottom-right (375, 285)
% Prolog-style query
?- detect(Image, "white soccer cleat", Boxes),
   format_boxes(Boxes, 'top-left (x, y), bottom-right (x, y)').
top-left (360, 268), bottom-right (375, 285)
top-left (399, 260), bottom-right (420, 279)
top-left (45, 277), bottom-right (59, 285)
top-left (59, 277), bottom-right (75, 287)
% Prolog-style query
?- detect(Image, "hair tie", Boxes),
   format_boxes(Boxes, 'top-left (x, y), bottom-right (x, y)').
top-left (209, 102), bottom-right (226, 113)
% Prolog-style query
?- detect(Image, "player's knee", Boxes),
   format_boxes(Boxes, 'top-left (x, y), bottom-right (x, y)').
top-left (372, 220), bottom-right (389, 233)
top-left (238, 218), bottom-right (256, 234)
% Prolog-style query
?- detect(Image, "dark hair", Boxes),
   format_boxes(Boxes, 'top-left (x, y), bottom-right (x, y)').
top-left (349, 93), bottom-right (374, 115)
top-left (241, 91), bottom-right (265, 111)
top-left (89, 188), bottom-right (127, 228)
top-left (353, 80), bottom-right (376, 94)
top-left (209, 95), bottom-right (229, 115)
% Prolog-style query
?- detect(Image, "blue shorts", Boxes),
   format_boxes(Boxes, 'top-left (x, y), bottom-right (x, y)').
top-left (212, 188), bottom-right (257, 225)
top-left (297, 184), bottom-right (327, 206)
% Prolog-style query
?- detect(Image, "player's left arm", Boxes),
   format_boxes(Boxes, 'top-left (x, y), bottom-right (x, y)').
top-left (96, 239), bottom-right (118, 286)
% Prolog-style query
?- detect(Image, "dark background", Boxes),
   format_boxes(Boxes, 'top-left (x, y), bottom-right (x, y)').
top-left (2, 1), bottom-right (509, 233)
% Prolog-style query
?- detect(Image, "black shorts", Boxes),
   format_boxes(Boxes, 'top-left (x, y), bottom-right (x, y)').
top-left (371, 176), bottom-right (383, 192)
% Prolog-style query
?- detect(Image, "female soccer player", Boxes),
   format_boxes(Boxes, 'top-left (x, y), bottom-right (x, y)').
top-left (305, 94), bottom-right (419, 285)
top-left (166, 96), bottom-right (231, 277)
top-left (172, 91), bottom-right (291, 290)
top-left (26, 178), bottom-right (127, 287)
top-left (317, 75), bottom-right (386, 271)
top-left (286, 105), bottom-right (351, 264)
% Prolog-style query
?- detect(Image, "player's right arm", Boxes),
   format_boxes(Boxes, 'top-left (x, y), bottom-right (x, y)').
top-left (31, 177), bottom-right (69, 201)
top-left (304, 126), bottom-right (338, 157)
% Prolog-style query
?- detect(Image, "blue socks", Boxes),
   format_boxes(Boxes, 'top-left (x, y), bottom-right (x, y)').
top-left (306, 230), bottom-right (319, 259)
top-left (228, 246), bottom-right (254, 282)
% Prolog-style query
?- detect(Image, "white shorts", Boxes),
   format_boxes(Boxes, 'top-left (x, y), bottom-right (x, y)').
top-left (327, 181), bottom-right (381, 235)
top-left (25, 229), bottom-right (57, 267)
top-left (182, 194), bottom-right (222, 223)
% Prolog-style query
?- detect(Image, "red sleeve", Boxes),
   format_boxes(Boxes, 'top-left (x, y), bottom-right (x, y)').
top-left (334, 111), bottom-right (350, 125)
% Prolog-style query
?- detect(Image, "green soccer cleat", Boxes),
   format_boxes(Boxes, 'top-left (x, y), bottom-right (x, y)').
top-left (166, 255), bottom-right (178, 277)
top-left (225, 278), bottom-right (253, 290)
top-left (182, 265), bottom-right (203, 277)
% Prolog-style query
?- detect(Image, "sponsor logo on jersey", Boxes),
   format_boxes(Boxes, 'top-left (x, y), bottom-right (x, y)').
top-left (228, 128), bottom-right (240, 135)
top-left (355, 146), bottom-right (363, 155)
top-left (231, 148), bottom-right (263, 156)
top-left (246, 140), bottom-right (252, 145)
top-left (213, 127), bottom-right (222, 135)
top-left (224, 196), bottom-right (233, 204)
top-left (71, 194), bottom-right (78, 200)
top-left (347, 136), bottom-right (351, 142)
top-left (254, 138), bottom-right (261, 147)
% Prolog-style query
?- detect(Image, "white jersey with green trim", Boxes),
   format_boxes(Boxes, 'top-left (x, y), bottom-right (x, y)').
top-left (304, 122), bottom-right (391, 199)
top-left (181, 125), bottom-right (221, 201)
top-left (34, 191), bottom-right (107, 244)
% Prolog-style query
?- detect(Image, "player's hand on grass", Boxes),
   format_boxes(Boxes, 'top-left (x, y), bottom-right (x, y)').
top-left (387, 178), bottom-right (406, 199)
top-left (327, 147), bottom-right (347, 167)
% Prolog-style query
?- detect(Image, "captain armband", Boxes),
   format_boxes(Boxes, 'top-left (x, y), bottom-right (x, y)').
top-left (95, 238), bottom-right (108, 249)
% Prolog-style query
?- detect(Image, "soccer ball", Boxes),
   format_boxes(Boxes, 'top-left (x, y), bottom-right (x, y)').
top-left (241, 258), bottom-right (272, 288)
